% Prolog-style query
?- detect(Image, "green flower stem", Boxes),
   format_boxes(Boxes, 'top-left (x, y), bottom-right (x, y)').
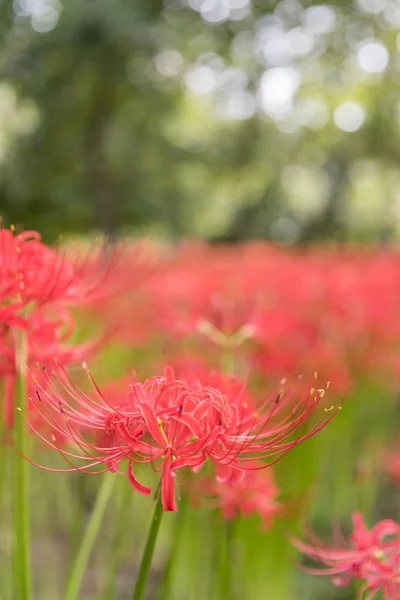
top-left (216, 518), bottom-right (233, 600)
top-left (100, 480), bottom-right (132, 600)
top-left (132, 493), bottom-right (164, 600)
top-left (225, 519), bottom-right (238, 600)
top-left (0, 381), bottom-right (8, 517)
top-left (13, 330), bottom-right (32, 600)
top-left (159, 499), bottom-right (187, 600)
top-left (65, 476), bottom-right (85, 573)
top-left (65, 472), bottom-right (115, 600)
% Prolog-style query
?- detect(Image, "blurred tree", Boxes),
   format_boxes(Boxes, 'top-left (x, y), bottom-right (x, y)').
top-left (0, 0), bottom-right (399, 243)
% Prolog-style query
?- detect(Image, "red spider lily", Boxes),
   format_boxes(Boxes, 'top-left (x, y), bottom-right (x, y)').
top-left (0, 306), bottom-right (100, 429)
top-left (199, 461), bottom-right (280, 530)
top-left (0, 226), bottom-right (122, 308)
top-left (292, 512), bottom-right (400, 599)
top-left (0, 306), bottom-right (96, 376)
top-left (0, 228), bottom-right (81, 307)
top-left (102, 240), bottom-right (400, 388)
top-left (0, 228), bottom-right (70, 305)
top-left (0, 226), bottom-right (122, 366)
top-left (0, 226), bottom-right (119, 432)
top-left (23, 363), bottom-right (339, 511)
top-left (142, 243), bottom-right (264, 345)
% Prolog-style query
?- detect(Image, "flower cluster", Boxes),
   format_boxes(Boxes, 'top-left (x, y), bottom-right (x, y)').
top-left (26, 363), bottom-right (337, 512)
top-left (0, 226), bottom-right (116, 427)
top-left (293, 513), bottom-right (400, 599)
top-left (199, 462), bottom-right (280, 530)
top-left (92, 241), bottom-right (400, 388)
top-left (10, 226), bottom-right (400, 600)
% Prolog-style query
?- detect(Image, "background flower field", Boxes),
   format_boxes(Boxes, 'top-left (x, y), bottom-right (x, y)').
top-left (1, 238), bottom-right (400, 599)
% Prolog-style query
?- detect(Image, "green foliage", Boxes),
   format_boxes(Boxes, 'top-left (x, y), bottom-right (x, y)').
top-left (0, 0), bottom-right (399, 242)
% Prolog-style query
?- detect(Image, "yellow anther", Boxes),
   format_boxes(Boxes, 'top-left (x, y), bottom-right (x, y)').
top-left (324, 405), bottom-right (335, 412)
top-left (17, 407), bottom-right (22, 412)
top-left (314, 371), bottom-right (318, 379)
top-left (10, 224), bottom-right (15, 231)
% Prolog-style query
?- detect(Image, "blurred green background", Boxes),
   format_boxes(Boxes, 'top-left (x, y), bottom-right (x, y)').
top-left (1, 0), bottom-right (400, 243)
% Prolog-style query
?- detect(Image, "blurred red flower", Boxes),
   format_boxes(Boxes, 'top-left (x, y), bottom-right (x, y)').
top-left (96, 240), bottom-right (400, 388)
top-left (292, 512), bottom-right (400, 599)
top-left (200, 461), bottom-right (280, 530)
top-left (0, 226), bottom-right (119, 429)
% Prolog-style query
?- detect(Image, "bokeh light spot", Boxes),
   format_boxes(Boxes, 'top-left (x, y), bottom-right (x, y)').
top-left (258, 67), bottom-right (300, 120)
top-left (357, 40), bottom-right (389, 74)
top-left (334, 102), bottom-right (365, 132)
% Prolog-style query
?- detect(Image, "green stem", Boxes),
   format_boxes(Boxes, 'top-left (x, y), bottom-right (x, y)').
top-left (225, 519), bottom-right (238, 600)
top-left (66, 475), bottom-right (86, 573)
top-left (100, 480), bottom-right (132, 599)
top-left (159, 499), bottom-right (187, 600)
top-left (13, 330), bottom-right (32, 600)
top-left (132, 493), bottom-right (164, 600)
top-left (64, 473), bottom-right (115, 600)
top-left (216, 517), bottom-right (232, 600)
top-left (0, 381), bottom-right (8, 521)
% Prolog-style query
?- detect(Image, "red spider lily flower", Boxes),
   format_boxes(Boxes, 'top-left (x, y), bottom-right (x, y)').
top-left (23, 363), bottom-right (339, 512)
top-left (0, 226), bottom-right (121, 369)
top-left (110, 241), bottom-right (400, 387)
top-left (0, 227), bottom-right (77, 306)
top-left (1, 309), bottom-right (100, 429)
top-left (199, 462), bottom-right (280, 530)
top-left (0, 226), bottom-right (119, 432)
top-left (360, 551), bottom-right (400, 600)
top-left (144, 244), bottom-right (263, 347)
top-left (0, 226), bottom-right (121, 308)
top-left (0, 306), bottom-right (96, 376)
top-left (292, 512), bottom-right (400, 599)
